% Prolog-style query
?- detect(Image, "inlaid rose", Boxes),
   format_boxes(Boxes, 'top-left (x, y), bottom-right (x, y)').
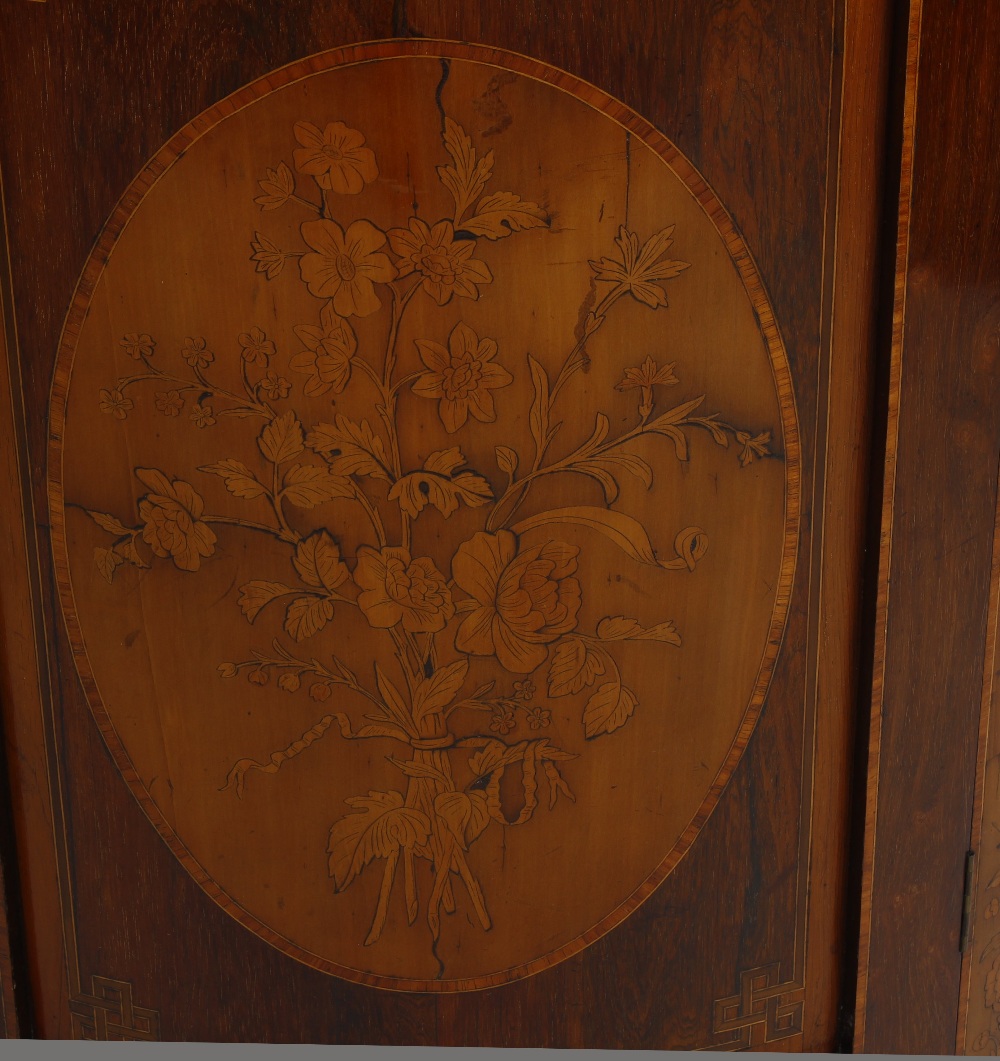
top-left (135, 468), bottom-right (216, 572)
top-left (354, 546), bottom-right (454, 633)
top-left (453, 530), bottom-right (581, 673)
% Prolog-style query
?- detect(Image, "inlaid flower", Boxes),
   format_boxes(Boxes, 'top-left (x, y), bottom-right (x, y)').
top-left (290, 303), bottom-right (358, 395)
top-left (453, 530), bottom-right (582, 673)
top-left (354, 546), bottom-right (454, 633)
top-left (526, 706), bottom-right (551, 730)
top-left (99, 388), bottom-right (133, 420)
top-left (513, 679), bottom-right (536, 701)
top-left (239, 326), bottom-right (275, 365)
top-left (490, 707), bottom-right (516, 735)
top-left (136, 468), bottom-right (216, 573)
top-left (119, 333), bottom-right (155, 360)
top-left (154, 390), bottom-right (184, 417)
top-left (259, 372), bottom-right (291, 401)
top-left (190, 403), bottom-right (216, 428)
top-left (181, 336), bottom-right (214, 368)
top-left (293, 121), bottom-right (378, 195)
top-left (299, 219), bottom-right (397, 317)
top-left (389, 218), bottom-right (492, 305)
top-left (736, 430), bottom-right (771, 467)
top-left (412, 321), bottom-right (512, 433)
top-left (589, 225), bottom-right (690, 309)
top-left (616, 355), bottom-right (679, 416)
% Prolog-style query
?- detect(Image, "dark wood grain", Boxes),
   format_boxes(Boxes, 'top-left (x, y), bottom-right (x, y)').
top-left (0, 753), bottom-right (25, 1038)
top-left (858, 0), bottom-right (1000, 1053)
top-left (0, 0), bottom-right (884, 1046)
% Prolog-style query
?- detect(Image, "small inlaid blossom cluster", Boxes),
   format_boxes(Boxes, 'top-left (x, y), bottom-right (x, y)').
top-left (88, 112), bottom-right (773, 955)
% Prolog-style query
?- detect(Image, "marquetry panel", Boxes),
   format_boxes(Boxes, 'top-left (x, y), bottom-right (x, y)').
top-left (48, 43), bottom-right (796, 991)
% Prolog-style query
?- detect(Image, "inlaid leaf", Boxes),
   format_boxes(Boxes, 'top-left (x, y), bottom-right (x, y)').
top-left (592, 451), bottom-right (653, 488)
top-left (437, 117), bottom-right (493, 223)
top-left (596, 616), bottom-right (642, 640)
top-left (660, 425), bottom-right (689, 461)
top-left (284, 595), bottom-right (334, 641)
top-left (238, 580), bottom-right (293, 622)
top-left (387, 757), bottom-right (451, 786)
top-left (576, 412), bottom-right (610, 457)
top-left (583, 681), bottom-right (638, 739)
top-left (423, 447), bottom-right (465, 477)
top-left (548, 637), bottom-right (606, 697)
top-left (258, 410), bottom-right (304, 465)
top-left (649, 395), bottom-right (706, 430)
top-left (282, 464), bottom-right (353, 507)
top-left (113, 537), bottom-right (147, 568)
top-left (306, 415), bottom-right (390, 481)
top-left (466, 790), bottom-right (491, 844)
top-left (87, 510), bottom-right (132, 537)
top-left (293, 531), bottom-right (348, 592)
top-left (374, 664), bottom-right (417, 736)
top-left (512, 506), bottom-right (662, 567)
top-left (597, 615), bottom-right (681, 645)
top-left (327, 790), bottom-right (430, 891)
top-left (134, 467), bottom-right (174, 496)
top-left (94, 546), bottom-right (124, 583)
top-left (495, 445), bottom-right (518, 476)
top-left (434, 791), bottom-right (473, 850)
top-left (388, 464), bottom-right (493, 519)
top-left (576, 461), bottom-right (620, 504)
top-left (412, 659), bottom-right (469, 722)
top-left (695, 414), bottom-right (730, 447)
top-left (528, 355), bottom-right (550, 457)
top-left (461, 191), bottom-right (547, 240)
top-left (198, 458), bottom-right (267, 499)
top-left (468, 739), bottom-right (524, 782)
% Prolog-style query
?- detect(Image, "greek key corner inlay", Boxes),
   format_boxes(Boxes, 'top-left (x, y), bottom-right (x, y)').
top-left (699, 962), bottom-right (804, 1051)
top-left (69, 975), bottom-right (160, 1041)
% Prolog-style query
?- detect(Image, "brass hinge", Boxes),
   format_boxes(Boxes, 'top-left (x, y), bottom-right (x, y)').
top-left (961, 850), bottom-right (976, 953)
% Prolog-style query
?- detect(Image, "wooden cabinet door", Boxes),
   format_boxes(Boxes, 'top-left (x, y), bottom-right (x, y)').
top-left (0, 1), bottom-right (890, 1047)
top-left (856, 0), bottom-right (1000, 1054)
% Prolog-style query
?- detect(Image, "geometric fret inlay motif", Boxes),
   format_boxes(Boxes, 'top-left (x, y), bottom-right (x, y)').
top-left (700, 962), bottom-right (804, 1051)
top-left (69, 975), bottom-right (160, 1041)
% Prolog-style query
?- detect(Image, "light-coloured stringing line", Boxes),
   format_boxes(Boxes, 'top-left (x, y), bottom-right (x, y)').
top-left (795, 0), bottom-right (845, 998)
top-left (854, 0), bottom-right (925, 1047)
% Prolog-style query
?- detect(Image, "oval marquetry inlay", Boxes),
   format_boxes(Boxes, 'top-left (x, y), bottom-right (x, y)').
top-left (49, 42), bottom-right (798, 990)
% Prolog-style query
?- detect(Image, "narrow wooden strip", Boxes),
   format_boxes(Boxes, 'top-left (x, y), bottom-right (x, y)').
top-left (853, 0), bottom-right (924, 1046)
top-left (0, 150), bottom-right (76, 1034)
top-left (802, 0), bottom-right (893, 1046)
top-left (0, 841), bottom-right (19, 1036)
top-left (956, 454), bottom-right (1000, 1052)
